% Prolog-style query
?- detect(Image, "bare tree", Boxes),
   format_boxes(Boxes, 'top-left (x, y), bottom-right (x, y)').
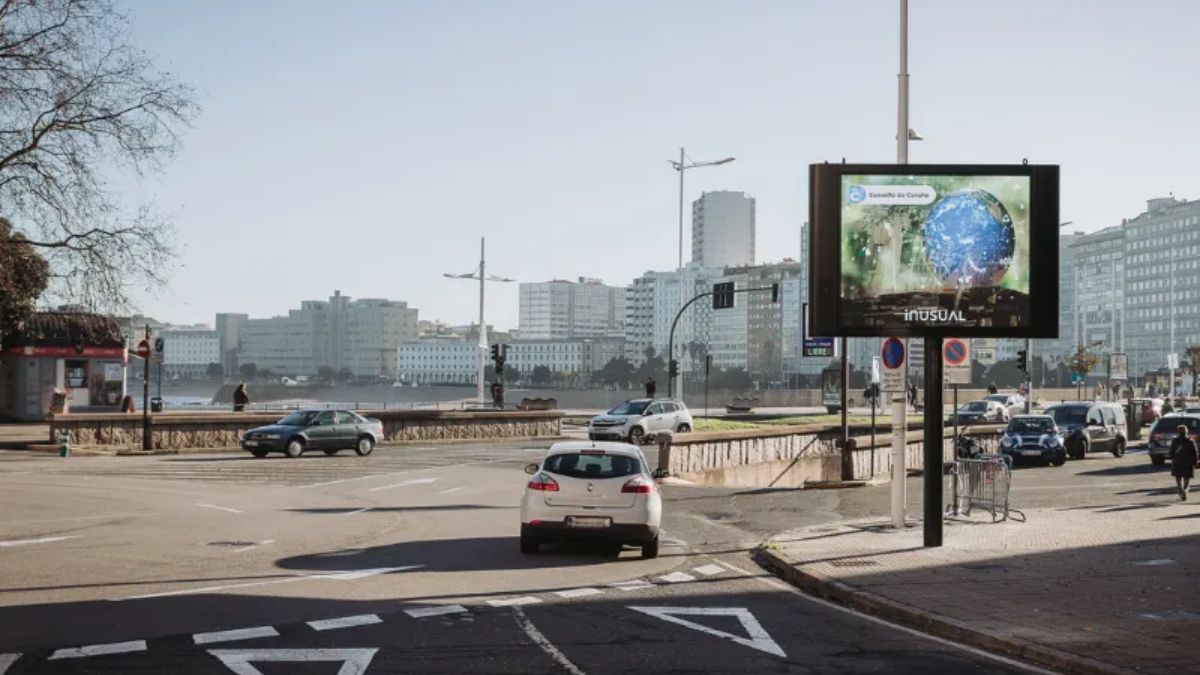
top-left (0, 0), bottom-right (197, 311)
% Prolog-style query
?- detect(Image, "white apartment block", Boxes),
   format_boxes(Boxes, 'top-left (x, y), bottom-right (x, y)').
top-left (396, 341), bottom-right (476, 385)
top-left (692, 191), bottom-right (756, 268)
top-left (160, 327), bottom-right (220, 379)
top-left (518, 278), bottom-right (625, 340)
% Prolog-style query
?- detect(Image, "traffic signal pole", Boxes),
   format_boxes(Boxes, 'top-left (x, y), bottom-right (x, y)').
top-left (142, 324), bottom-right (151, 451)
top-left (667, 284), bottom-right (779, 398)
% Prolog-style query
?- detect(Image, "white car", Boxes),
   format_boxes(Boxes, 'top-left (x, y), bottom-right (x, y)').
top-left (588, 398), bottom-right (693, 445)
top-left (520, 441), bottom-right (662, 559)
top-left (984, 393), bottom-right (1026, 417)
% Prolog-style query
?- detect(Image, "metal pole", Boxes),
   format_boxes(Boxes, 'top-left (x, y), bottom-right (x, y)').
top-left (704, 354), bottom-right (711, 420)
top-left (477, 237), bottom-right (486, 406)
top-left (923, 339), bottom-right (943, 547)
top-left (675, 147), bottom-right (686, 399)
top-left (1025, 337), bottom-right (1032, 412)
top-left (870, 383), bottom-right (876, 477)
top-left (142, 324), bottom-right (151, 451)
top-left (840, 336), bottom-right (850, 480)
top-left (896, 0), bottom-right (909, 164)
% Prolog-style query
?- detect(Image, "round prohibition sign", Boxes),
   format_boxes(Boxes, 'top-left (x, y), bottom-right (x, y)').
top-left (943, 339), bottom-right (967, 366)
top-left (881, 337), bottom-right (905, 370)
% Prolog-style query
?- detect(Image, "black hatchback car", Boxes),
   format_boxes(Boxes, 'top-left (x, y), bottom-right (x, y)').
top-left (241, 409), bottom-right (384, 458)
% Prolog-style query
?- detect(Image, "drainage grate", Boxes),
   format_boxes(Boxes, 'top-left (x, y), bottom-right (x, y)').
top-left (829, 560), bottom-right (880, 568)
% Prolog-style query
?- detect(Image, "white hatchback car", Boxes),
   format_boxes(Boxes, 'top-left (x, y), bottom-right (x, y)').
top-left (520, 441), bottom-right (662, 559)
top-left (588, 398), bottom-right (693, 445)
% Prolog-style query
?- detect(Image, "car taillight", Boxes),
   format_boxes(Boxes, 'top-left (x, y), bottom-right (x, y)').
top-left (527, 473), bottom-right (559, 492)
top-left (622, 476), bottom-right (655, 494)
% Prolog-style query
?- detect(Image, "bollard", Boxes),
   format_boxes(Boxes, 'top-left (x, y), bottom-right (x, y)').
top-left (59, 429), bottom-right (70, 457)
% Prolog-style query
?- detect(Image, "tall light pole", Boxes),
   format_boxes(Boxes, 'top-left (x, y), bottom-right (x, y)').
top-left (668, 149), bottom-right (734, 399)
top-left (444, 237), bottom-right (514, 405)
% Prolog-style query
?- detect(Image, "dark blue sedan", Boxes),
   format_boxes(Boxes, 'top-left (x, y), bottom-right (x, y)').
top-left (241, 409), bottom-right (384, 458)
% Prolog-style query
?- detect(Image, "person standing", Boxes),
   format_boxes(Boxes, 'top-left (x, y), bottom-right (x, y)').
top-left (1169, 424), bottom-right (1199, 500)
top-left (233, 382), bottom-right (250, 412)
top-left (645, 377), bottom-right (657, 399)
top-left (491, 380), bottom-right (504, 409)
top-left (987, 382), bottom-right (998, 395)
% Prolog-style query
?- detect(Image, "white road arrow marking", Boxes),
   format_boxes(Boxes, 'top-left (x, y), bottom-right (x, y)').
top-left (628, 606), bottom-right (786, 658)
top-left (368, 477), bottom-right (441, 492)
top-left (0, 653), bottom-right (20, 675)
top-left (0, 535), bottom-right (80, 548)
top-left (209, 648), bottom-right (378, 675)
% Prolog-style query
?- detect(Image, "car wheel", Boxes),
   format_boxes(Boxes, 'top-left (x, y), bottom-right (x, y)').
top-left (355, 436), bottom-right (375, 456)
top-left (628, 427), bottom-right (645, 445)
top-left (323, 449), bottom-right (339, 456)
top-left (1073, 438), bottom-right (1089, 460)
top-left (676, 423), bottom-right (691, 433)
top-left (284, 438), bottom-right (306, 458)
top-left (250, 448), bottom-right (269, 459)
top-left (1152, 455), bottom-right (1166, 467)
top-left (1112, 439), bottom-right (1126, 458)
top-left (520, 535), bottom-right (540, 554)
top-left (640, 536), bottom-right (659, 560)
top-left (1051, 451), bottom-right (1066, 467)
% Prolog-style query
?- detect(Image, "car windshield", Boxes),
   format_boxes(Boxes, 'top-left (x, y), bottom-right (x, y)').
top-left (1047, 407), bottom-right (1087, 426)
top-left (278, 411), bottom-right (317, 426)
top-left (1151, 417), bottom-right (1200, 435)
top-left (1009, 418), bottom-right (1053, 434)
top-left (543, 452), bottom-right (642, 479)
top-left (608, 401), bottom-right (649, 416)
top-left (962, 402), bottom-right (988, 412)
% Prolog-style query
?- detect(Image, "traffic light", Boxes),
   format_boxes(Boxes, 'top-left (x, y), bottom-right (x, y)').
top-left (712, 282), bottom-right (735, 310)
top-left (771, 282), bottom-right (779, 303)
top-left (669, 359), bottom-right (679, 378)
top-left (490, 344), bottom-right (499, 361)
top-left (1017, 349), bottom-right (1028, 372)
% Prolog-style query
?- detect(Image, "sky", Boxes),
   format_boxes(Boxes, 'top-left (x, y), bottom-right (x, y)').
top-left (116, 0), bottom-right (1200, 329)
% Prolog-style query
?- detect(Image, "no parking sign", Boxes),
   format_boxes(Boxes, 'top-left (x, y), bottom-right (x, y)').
top-left (943, 338), bottom-right (970, 385)
top-left (881, 337), bottom-right (906, 392)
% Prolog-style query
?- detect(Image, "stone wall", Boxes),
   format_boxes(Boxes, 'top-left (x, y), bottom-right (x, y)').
top-left (48, 410), bottom-right (563, 451)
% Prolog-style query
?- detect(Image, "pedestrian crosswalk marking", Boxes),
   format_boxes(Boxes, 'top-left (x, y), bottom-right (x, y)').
top-left (657, 572), bottom-right (695, 583)
top-left (194, 626), bottom-right (279, 645)
top-left (307, 614), bottom-right (383, 631)
top-left (405, 605), bottom-right (468, 618)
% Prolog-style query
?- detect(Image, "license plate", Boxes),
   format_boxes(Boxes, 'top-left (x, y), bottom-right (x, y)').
top-left (566, 516), bottom-right (611, 529)
top-left (1021, 450), bottom-right (1043, 456)
top-left (244, 440), bottom-right (258, 447)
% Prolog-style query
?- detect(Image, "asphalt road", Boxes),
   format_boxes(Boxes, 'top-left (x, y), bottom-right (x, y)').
top-left (0, 438), bottom-right (1162, 674)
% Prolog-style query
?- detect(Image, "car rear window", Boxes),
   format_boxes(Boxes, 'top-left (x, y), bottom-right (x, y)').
top-left (1151, 417), bottom-right (1200, 435)
top-left (543, 453), bottom-right (642, 479)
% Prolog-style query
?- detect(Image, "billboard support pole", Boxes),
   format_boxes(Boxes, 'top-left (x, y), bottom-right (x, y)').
top-left (923, 338), bottom-right (943, 547)
top-left (1026, 337), bottom-right (1033, 412)
top-left (840, 336), bottom-right (851, 480)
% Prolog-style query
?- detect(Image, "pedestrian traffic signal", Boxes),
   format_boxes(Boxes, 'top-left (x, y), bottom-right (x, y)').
top-left (1017, 349), bottom-right (1028, 372)
top-left (771, 282), bottom-right (779, 303)
top-left (669, 359), bottom-right (679, 378)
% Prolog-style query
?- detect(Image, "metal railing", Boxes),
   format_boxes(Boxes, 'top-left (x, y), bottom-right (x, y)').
top-left (950, 454), bottom-right (1012, 522)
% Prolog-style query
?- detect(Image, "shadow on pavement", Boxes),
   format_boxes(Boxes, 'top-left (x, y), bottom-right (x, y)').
top-left (1078, 463), bottom-right (1167, 477)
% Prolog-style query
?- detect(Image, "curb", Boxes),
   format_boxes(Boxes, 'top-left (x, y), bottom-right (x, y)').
top-left (755, 544), bottom-right (1140, 675)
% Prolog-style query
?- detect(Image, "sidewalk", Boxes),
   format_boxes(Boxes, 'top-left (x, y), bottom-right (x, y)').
top-left (758, 502), bottom-right (1200, 675)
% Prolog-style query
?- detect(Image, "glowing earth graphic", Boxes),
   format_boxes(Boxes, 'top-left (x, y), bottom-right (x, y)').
top-left (922, 188), bottom-right (1015, 287)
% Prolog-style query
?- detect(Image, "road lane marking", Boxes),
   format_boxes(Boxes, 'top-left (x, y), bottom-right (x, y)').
top-left (0, 653), bottom-right (19, 675)
top-left (555, 587), bottom-right (603, 598)
top-left (405, 604), bottom-right (468, 618)
top-left (49, 640), bottom-right (147, 660)
top-left (368, 477), bottom-right (441, 492)
top-left (194, 626), bottom-right (279, 645)
top-left (608, 580), bottom-right (653, 591)
top-left (344, 507), bottom-right (372, 516)
top-left (233, 539), bottom-right (275, 554)
top-left (657, 572), bottom-right (695, 583)
top-left (721, 560), bottom-right (1059, 674)
top-left (487, 596), bottom-right (542, 607)
top-left (693, 564), bottom-right (725, 576)
top-left (196, 503), bottom-right (243, 514)
top-left (295, 458), bottom-right (515, 489)
top-left (307, 614), bottom-right (383, 631)
top-left (113, 576), bottom-right (311, 600)
top-left (319, 565), bottom-right (423, 580)
top-left (438, 487), bottom-right (466, 494)
top-left (0, 535), bottom-right (80, 548)
top-left (209, 648), bottom-right (378, 675)
top-left (512, 606), bottom-right (587, 675)
top-left (629, 606), bottom-right (786, 658)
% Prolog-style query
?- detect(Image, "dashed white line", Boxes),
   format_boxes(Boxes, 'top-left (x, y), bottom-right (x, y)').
top-left (0, 653), bottom-right (19, 675)
top-left (49, 640), bottom-right (147, 660)
top-left (438, 487), bottom-right (466, 495)
top-left (0, 535), bottom-right (80, 548)
top-left (196, 503), bottom-right (243, 514)
top-left (487, 596), bottom-right (543, 607)
top-left (405, 604), bottom-right (468, 618)
top-left (344, 507), bottom-right (373, 516)
top-left (555, 587), bottom-right (603, 599)
top-left (193, 626), bottom-right (279, 645)
top-left (693, 564), bottom-right (725, 576)
top-left (658, 572), bottom-right (695, 583)
top-left (307, 614), bottom-right (383, 631)
top-left (512, 606), bottom-right (587, 675)
top-left (608, 579), bottom-right (653, 591)
top-left (368, 477), bottom-right (441, 492)
top-left (232, 539), bottom-right (275, 554)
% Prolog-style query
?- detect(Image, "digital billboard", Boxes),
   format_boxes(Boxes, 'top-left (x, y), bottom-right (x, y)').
top-left (809, 164), bottom-right (1059, 338)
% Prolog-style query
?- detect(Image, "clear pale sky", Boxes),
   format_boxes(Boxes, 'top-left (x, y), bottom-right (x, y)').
top-left (118, 0), bottom-right (1200, 329)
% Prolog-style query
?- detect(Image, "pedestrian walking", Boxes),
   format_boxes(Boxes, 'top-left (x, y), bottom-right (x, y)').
top-left (908, 381), bottom-right (918, 407)
top-left (233, 382), bottom-right (250, 412)
top-left (645, 377), bottom-right (657, 399)
top-left (1169, 424), bottom-right (1199, 500)
top-left (987, 382), bottom-right (998, 395)
top-left (121, 395), bottom-right (136, 413)
top-left (491, 380), bottom-right (504, 409)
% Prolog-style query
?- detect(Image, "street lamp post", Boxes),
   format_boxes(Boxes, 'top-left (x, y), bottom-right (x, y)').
top-left (669, 149), bottom-right (734, 399)
top-left (444, 237), bottom-right (514, 405)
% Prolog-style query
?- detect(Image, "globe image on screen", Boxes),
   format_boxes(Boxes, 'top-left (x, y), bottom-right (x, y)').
top-left (922, 188), bottom-right (1015, 287)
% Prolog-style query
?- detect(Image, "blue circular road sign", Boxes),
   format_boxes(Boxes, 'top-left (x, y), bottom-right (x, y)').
top-left (944, 339), bottom-right (967, 366)
top-left (882, 337), bottom-right (905, 370)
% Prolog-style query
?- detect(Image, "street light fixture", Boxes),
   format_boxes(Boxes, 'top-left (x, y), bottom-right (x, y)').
top-left (668, 148), bottom-right (736, 398)
top-left (443, 238), bottom-right (515, 405)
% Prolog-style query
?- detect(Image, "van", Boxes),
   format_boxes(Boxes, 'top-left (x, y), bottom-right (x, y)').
top-left (1044, 401), bottom-right (1127, 459)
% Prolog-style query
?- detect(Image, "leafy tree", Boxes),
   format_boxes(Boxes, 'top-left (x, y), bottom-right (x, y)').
top-left (238, 362), bottom-right (258, 380)
top-left (205, 362), bottom-right (224, 379)
top-left (642, 346), bottom-right (656, 361)
top-left (1066, 345), bottom-right (1102, 386)
top-left (0, 0), bottom-right (199, 311)
top-left (531, 365), bottom-right (553, 385)
top-left (316, 365), bottom-right (336, 383)
top-left (594, 357), bottom-right (635, 388)
top-left (0, 218), bottom-right (49, 342)
top-left (635, 355), bottom-right (666, 384)
top-left (336, 367), bottom-right (354, 383)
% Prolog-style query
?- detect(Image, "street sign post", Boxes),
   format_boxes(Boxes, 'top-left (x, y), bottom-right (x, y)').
top-left (881, 337), bottom-right (906, 392)
top-left (880, 337), bottom-right (906, 529)
top-left (942, 338), bottom-right (970, 385)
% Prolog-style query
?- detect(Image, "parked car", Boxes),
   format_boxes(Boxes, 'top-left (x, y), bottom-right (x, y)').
top-left (984, 393), bottom-right (1027, 417)
top-left (1044, 402), bottom-right (1127, 459)
top-left (1132, 397), bottom-right (1164, 426)
top-left (948, 400), bottom-right (1008, 425)
top-left (998, 415), bottom-right (1067, 466)
top-left (588, 399), bottom-right (693, 445)
top-left (241, 409), bottom-right (383, 458)
top-left (1146, 414), bottom-right (1200, 466)
top-left (520, 441), bottom-right (661, 558)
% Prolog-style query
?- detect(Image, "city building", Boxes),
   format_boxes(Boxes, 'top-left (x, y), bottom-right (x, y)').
top-left (397, 336), bottom-right (626, 385)
top-left (1070, 226), bottom-right (1125, 374)
top-left (215, 313), bottom-right (248, 376)
top-left (518, 278), bottom-right (625, 340)
top-left (396, 340), bottom-right (475, 385)
top-left (160, 326), bottom-right (220, 380)
top-left (692, 191), bottom-right (755, 268)
top-left (236, 291), bottom-right (418, 378)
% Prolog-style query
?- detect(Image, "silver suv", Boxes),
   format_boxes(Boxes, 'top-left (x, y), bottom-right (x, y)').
top-left (588, 398), bottom-right (693, 445)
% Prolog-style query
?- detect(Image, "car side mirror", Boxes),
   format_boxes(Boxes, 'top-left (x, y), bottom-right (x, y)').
top-left (524, 463), bottom-right (539, 475)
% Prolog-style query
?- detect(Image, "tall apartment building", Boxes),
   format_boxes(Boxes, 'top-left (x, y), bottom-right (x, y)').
top-left (692, 191), bottom-right (755, 268)
top-left (215, 313), bottom-right (248, 376)
top-left (518, 278), bottom-right (625, 340)
top-left (236, 291), bottom-right (418, 378)
top-left (1069, 226), bottom-right (1125, 375)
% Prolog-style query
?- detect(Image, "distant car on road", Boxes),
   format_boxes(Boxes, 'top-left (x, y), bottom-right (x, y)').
top-left (1147, 414), bottom-right (1200, 467)
top-left (1044, 402), bottom-right (1126, 459)
top-left (588, 399), bottom-right (693, 445)
top-left (948, 400), bottom-right (1008, 425)
top-left (241, 409), bottom-right (383, 458)
top-left (520, 441), bottom-right (661, 559)
top-left (984, 393), bottom-right (1026, 417)
top-left (1132, 397), bottom-right (1164, 426)
top-left (999, 415), bottom-right (1067, 466)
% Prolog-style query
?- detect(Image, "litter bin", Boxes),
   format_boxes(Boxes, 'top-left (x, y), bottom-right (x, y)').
top-left (150, 396), bottom-right (163, 413)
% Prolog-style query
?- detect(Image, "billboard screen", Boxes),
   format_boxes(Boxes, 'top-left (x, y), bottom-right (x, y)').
top-left (809, 164), bottom-right (1059, 338)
